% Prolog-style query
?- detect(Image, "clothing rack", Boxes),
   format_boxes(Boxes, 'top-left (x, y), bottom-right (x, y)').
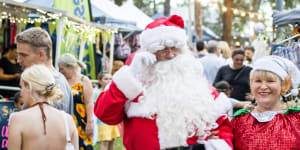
top-left (277, 33), bottom-right (300, 44)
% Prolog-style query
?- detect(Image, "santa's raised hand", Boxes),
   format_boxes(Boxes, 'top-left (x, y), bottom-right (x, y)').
top-left (129, 51), bottom-right (157, 79)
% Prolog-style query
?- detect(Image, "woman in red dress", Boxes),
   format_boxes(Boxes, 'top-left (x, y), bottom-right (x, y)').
top-left (231, 55), bottom-right (300, 150)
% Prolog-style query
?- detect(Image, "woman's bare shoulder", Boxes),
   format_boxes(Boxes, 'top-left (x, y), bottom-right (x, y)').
top-left (10, 111), bottom-right (22, 121)
top-left (9, 111), bottom-right (29, 126)
top-left (11, 110), bottom-right (30, 120)
top-left (15, 106), bottom-right (61, 118)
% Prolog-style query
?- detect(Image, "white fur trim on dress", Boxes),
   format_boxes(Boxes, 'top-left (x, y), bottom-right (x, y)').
top-left (214, 92), bottom-right (233, 118)
top-left (203, 139), bottom-right (232, 150)
top-left (112, 66), bottom-right (143, 100)
top-left (140, 25), bottom-right (187, 53)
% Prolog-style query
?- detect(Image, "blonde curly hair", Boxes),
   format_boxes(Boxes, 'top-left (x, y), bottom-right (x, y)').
top-left (21, 64), bottom-right (63, 103)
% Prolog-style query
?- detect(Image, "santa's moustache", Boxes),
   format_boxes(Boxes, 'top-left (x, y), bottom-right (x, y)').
top-left (140, 54), bottom-right (220, 148)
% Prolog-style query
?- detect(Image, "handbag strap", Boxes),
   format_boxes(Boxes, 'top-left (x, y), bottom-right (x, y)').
top-left (233, 66), bottom-right (246, 81)
top-left (63, 112), bottom-right (72, 143)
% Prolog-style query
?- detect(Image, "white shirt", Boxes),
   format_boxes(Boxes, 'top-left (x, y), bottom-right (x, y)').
top-left (199, 54), bottom-right (224, 84)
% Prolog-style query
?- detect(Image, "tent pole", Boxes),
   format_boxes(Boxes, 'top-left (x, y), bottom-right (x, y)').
top-left (275, 0), bottom-right (283, 38)
top-left (188, 0), bottom-right (193, 48)
top-left (55, 19), bottom-right (64, 69)
top-left (124, 31), bottom-right (135, 40)
top-left (108, 32), bottom-right (115, 75)
top-left (79, 36), bottom-right (85, 62)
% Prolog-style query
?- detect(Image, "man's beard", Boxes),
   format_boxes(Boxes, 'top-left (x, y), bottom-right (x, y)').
top-left (140, 54), bottom-right (220, 148)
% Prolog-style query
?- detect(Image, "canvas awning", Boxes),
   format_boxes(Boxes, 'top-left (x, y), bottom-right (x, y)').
top-left (273, 8), bottom-right (300, 27)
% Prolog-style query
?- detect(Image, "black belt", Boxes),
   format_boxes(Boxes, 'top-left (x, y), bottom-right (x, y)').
top-left (164, 144), bottom-right (205, 150)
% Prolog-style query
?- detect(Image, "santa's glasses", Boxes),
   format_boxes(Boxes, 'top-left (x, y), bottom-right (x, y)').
top-left (155, 47), bottom-right (180, 57)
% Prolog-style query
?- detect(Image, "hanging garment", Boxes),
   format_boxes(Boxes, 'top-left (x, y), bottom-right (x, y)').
top-left (272, 42), bottom-right (300, 69)
top-left (10, 23), bottom-right (16, 45)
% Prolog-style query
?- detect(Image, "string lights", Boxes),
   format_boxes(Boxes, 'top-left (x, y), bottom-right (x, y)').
top-left (0, 1), bottom-right (117, 38)
top-left (0, 2), bottom-right (60, 24)
top-left (210, 1), bottom-right (271, 20)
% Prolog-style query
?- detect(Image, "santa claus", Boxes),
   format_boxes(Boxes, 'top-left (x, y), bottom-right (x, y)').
top-left (94, 15), bottom-right (233, 150)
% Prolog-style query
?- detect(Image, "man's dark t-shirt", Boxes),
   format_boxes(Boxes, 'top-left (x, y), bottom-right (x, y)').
top-left (0, 57), bottom-right (22, 98)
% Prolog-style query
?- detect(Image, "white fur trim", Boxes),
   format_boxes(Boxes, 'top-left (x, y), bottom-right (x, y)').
top-left (215, 93), bottom-right (232, 117)
top-left (112, 66), bottom-right (143, 100)
top-left (125, 97), bottom-right (155, 119)
top-left (140, 25), bottom-right (187, 53)
top-left (203, 139), bottom-right (232, 150)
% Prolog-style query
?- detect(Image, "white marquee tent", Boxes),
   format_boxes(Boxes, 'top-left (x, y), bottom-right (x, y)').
top-left (92, 0), bottom-right (152, 29)
top-left (119, 1), bottom-right (153, 29)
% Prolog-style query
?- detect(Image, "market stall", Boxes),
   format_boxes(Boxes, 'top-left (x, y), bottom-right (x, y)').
top-left (272, 8), bottom-right (300, 69)
top-left (1, 0), bottom-right (117, 77)
top-left (0, 0), bottom-right (118, 101)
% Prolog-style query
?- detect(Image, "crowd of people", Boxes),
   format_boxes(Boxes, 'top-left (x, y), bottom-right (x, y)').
top-left (0, 14), bottom-right (299, 150)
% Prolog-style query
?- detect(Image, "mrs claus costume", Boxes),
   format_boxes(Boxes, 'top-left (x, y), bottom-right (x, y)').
top-left (232, 56), bottom-right (300, 150)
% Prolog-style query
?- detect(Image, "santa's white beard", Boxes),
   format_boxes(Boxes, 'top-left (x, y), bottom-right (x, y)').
top-left (140, 54), bottom-right (220, 148)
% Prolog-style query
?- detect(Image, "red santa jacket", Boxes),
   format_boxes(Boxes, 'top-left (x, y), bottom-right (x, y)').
top-left (94, 67), bottom-right (233, 150)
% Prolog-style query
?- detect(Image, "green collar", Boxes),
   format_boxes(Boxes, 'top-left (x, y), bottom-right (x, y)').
top-left (233, 106), bottom-right (300, 117)
top-left (233, 109), bottom-right (250, 117)
top-left (283, 106), bottom-right (300, 114)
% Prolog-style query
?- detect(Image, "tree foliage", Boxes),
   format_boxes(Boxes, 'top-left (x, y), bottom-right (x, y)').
top-left (266, 0), bottom-right (300, 10)
top-left (133, 0), bottom-right (164, 16)
top-left (164, 0), bottom-right (171, 16)
top-left (194, 0), bottom-right (202, 40)
top-left (202, 0), bottom-right (263, 43)
top-left (114, 0), bottom-right (127, 6)
top-left (128, 0), bottom-right (300, 44)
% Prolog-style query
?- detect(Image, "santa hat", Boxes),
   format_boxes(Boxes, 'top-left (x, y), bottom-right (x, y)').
top-left (253, 55), bottom-right (300, 96)
top-left (140, 15), bottom-right (187, 53)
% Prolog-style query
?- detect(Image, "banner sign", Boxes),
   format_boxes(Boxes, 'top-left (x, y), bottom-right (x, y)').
top-left (82, 41), bottom-right (96, 79)
top-left (54, 0), bottom-right (91, 21)
top-left (54, 0), bottom-right (96, 79)
top-left (60, 25), bottom-right (81, 56)
top-left (59, 23), bottom-right (96, 79)
top-left (0, 101), bottom-right (17, 150)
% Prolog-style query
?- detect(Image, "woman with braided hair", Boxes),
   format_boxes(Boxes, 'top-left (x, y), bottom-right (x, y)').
top-left (8, 64), bottom-right (78, 150)
top-left (231, 55), bottom-right (300, 150)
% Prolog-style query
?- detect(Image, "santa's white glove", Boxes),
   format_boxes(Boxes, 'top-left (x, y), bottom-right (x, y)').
top-left (129, 51), bottom-right (157, 78)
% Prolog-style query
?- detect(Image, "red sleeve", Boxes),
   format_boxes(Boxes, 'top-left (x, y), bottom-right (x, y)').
top-left (210, 84), bottom-right (233, 149)
top-left (125, 52), bottom-right (137, 65)
top-left (215, 115), bottom-right (233, 149)
top-left (94, 81), bottom-right (127, 125)
top-left (209, 84), bottom-right (219, 99)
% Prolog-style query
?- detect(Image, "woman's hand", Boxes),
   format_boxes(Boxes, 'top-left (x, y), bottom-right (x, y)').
top-left (245, 93), bottom-right (255, 101)
top-left (208, 130), bottom-right (219, 139)
top-left (85, 121), bottom-right (93, 137)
